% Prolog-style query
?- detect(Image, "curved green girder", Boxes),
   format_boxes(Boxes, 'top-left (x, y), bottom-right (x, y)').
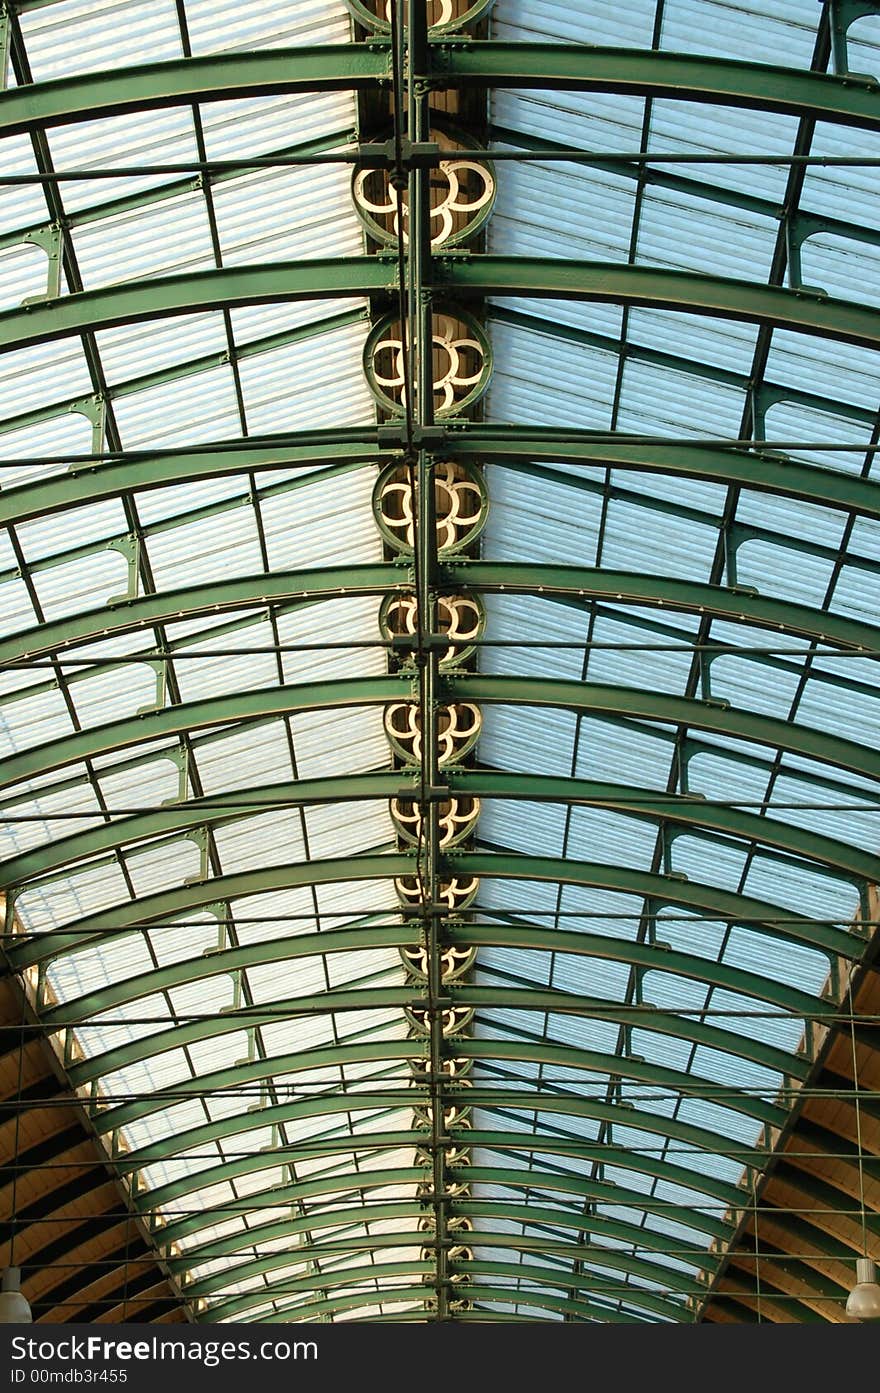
top-left (148, 1163), bottom-right (732, 1247)
top-left (131, 1130), bottom-right (741, 1218)
top-left (123, 1103), bottom-right (763, 1192)
top-left (166, 1196), bottom-right (708, 1275)
top-left (4, 561), bottom-right (879, 663)
top-left (4, 767), bottom-right (876, 889)
top-left (250, 1283), bottom-right (654, 1325)
top-left (46, 985), bottom-right (806, 1083)
top-left (199, 1256), bottom-right (688, 1325)
top-left (7, 849), bottom-right (854, 978)
top-left (182, 1233), bottom-right (703, 1302)
top-left (59, 927), bottom-right (825, 1093)
top-left (1, 258), bottom-right (878, 356)
top-left (115, 1113), bottom-right (748, 1210)
top-left (3, 673), bottom-right (877, 815)
top-left (0, 43), bottom-right (876, 139)
top-left (96, 1037), bottom-right (785, 1143)
top-left (4, 433), bottom-right (880, 527)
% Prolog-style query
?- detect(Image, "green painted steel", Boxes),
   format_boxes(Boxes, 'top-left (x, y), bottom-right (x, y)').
top-left (181, 1234), bottom-right (703, 1301)
top-left (4, 432), bottom-right (879, 527)
top-left (121, 1097), bottom-right (763, 1186)
top-left (2, 558), bottom-right (878, 662)
top-left (66, 905), bottom-right (823, 1081)
top-left (199, 1256), bottom-right (688, 1324)
top-left (7, 846), bottom-right (855, 977)
top-left (456, 429), bottom-right (880, 520)
top-left (93, 1036), bottom-right (784, 1141)
top-left (165, 1195), bottom-right (708, 1273)
top-left (2, 258), bottom-right (878, 355)
top-left (0, 44), bottom-right (877, 139)
top-left (3, 674), bottom-right (875, 814)
top-left (2, 767), bottom-right (875, 889)
top-left (0, 46), bottom-right (389, 138)
top-left (46, 982), bottom-right (806, 1080)
top-left (251, 1283), bottom-right (654, 1324)
top-left (129, 1123), bottom-right (741, 1214)
top-left (431, 43), bottom-right (880, 129)
top-left (147, 1162), bottom-right (733, 1244)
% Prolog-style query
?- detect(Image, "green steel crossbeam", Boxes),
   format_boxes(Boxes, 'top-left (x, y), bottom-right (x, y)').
top-left (3, 559), bottom-right (879, 662)
top-left (5, 847), bottom-right (857, 977)
top-left (181, 1233), bottom-right (703, 1302)
top-left (1, 258), bottom-right (878, 355)
top-left (199, 1257), bottom-right (688, 1324)
top-left (128, 1121), bottom-right (741, 1215)
top-left (92, 1038), bottom-right (785, 1143)
top-left (0, 45), bottom-right (877, 139)
top-left (57, 930), bottom-right (827, 1090)
top-left (257, 1284), bottom-right (654, 1325)
top-left (147, 1163), bottom-right (733, 1245)
top-left (2, 768), bottom-right (876, 889)
top-left (3, 674), bottom-right (877, 820)
top-left (4, 432), bottom-right (880, 526)
top-left (166, 1196), bottom-right (708, 1275)
top-left (113, 1095), bottom-right (761, 1200)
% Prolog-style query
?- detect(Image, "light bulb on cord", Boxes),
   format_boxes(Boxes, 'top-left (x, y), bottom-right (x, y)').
top-left (0, 1268), bottom-right (32, 1324)
top-left (845, 980), bottom-right (880, 1322)
top-left (846, 1257), bottom-right (880, 1322)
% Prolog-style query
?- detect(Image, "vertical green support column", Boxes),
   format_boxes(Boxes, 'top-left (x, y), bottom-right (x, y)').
top-left (408, 0), bottom-right (450, 1324)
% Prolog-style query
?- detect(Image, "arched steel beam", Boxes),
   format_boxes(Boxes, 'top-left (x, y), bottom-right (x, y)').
top-left (2, 673), bottom-right (876, 825)
top-left (3, 433), bottom-right (879, 528)
top-left (199, 1256), bottom-right (687, 1325)
top-left (60, 931), bottom-right (825, 1094)
top-left (3, 767), bottom-right (876, 890)
top-left (94, 1037), bottom-right (785, 1143)
top-left (181, 1230), bottom-right (703, 1303)
top-left (149, 1164), bottom-right (733, 1248)
top-left (255, 1283), bottom-right (652, 1325)
top-left (25, 908), bottom-right (841, 1058)
top-left (166, 1196), bottom-right (708, 1277)
top-left (121, 1097), bottom-right (758, 1189)
top-left (1, 257), bottom-right (878, 355)
top-left (118, 1119), bottom-right (743, 1212)
top-left (49, 986), bottom-right (802, 1092)
top-left (6, 852), bottom-right (856, 980)
top-left (4, 562), bottom-right (879, 664)
top-left (0, 45), bottom-right (877, 139)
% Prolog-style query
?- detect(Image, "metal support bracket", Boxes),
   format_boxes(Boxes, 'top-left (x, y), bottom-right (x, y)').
top-left (355, 137), bottom-right (441, 169)
top-left (106, 533), bottom-right (141, 604)
top-left (785, 212), bottom-right (830, 294)
top-left (68, 393), bottom-right (106, 457)
top-left (826, 0), bottom-right (880, 78)
top-left (20, 223), bottom-right (62, 304)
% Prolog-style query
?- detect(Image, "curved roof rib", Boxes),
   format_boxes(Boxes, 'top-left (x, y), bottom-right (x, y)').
top-left (1, 0), bottom-right (878, 1325)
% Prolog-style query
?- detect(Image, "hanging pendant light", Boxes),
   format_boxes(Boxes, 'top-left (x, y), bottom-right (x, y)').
top-left (0, 1268), bottom-right (31, 1324)
top-left (846, 1258), bottom-right (880, 1322)
top-left (845, 980), bottom-right (879, 1322)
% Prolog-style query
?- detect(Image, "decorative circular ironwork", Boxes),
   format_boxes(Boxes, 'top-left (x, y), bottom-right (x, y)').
top-left (418, 1213), bottom-right (474, 1236)
top-left (373, 459), bottom-right (488, 555)
top-left (405, 1003), bottom-right (475, 1037)
top-left (395, 874), bottom-right (480, 912)
top-left (413, 1101), bottom-right (472, 1132)
top-left (344, 0), bottom-right (494, 37)
top-left (384, 700), bottom-right (481, 765)
top-left (390, 795), bottom-right (480, 849)
top-left (416, 1176), bottom-right (470, 1201)
top-left (420, 1242), bottom-right (474, 1267)
top-left (380, 592), bottom-right (485, 667)
top-left (400, 941), bottom-right (477, 980)
top-left (353, 142), bottom-right (495, 250)
top-left (364, 310), bottom-right (492, 417)
top-left (410, 1055), bottom-right (472, 1084)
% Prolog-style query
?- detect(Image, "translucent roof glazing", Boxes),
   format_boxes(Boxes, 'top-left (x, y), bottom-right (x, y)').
top-left (0, 0), bottom-right (878, 1325)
